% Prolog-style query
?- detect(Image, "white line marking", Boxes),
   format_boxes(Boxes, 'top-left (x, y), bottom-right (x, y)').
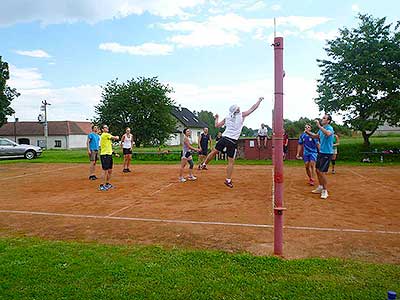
top-left (347, 169), bottom-right (395, 190)
top-left (149, 183), bottom-right (174, 196)
top-left (0, 209), bottom-right (399, 235)
top-left (0, 165), bottom-right (81, 181)
top-left (107, 182), bottom-right (175, 217)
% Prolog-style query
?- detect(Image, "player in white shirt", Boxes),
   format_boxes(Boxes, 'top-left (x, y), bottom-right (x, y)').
top-left (200, 97), bottom-right (264, 188)
top-left (257, 123), bottom-right (269, 148)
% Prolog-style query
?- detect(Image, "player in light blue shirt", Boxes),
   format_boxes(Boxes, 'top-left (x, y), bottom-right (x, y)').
top-left (296, 124), bottom-right (319, 186)
top-left (87, 125), bottom-right (100, 180)
top-left (305, 114), bottom-right (334, 199)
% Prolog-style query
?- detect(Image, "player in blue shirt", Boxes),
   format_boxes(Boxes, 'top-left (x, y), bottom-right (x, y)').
top-left (87, 125), bottom-right (100, 180)
top-left (305, 114), bottom-right (334, 199)
top-left (296, 124), bottom-right (319, 186)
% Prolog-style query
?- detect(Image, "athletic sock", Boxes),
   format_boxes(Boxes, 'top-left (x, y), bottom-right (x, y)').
top-left (226, 178), bottom-right (231, 183)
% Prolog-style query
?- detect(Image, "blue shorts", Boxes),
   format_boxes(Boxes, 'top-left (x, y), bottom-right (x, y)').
top-left (303, 153), bottom-right (317, 162)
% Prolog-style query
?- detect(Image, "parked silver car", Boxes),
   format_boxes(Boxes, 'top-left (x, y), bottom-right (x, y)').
top-left (0, 137), bottom-right (42, 160)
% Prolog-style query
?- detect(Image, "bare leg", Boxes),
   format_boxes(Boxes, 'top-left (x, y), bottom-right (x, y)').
top-left (226, 156), bottom-right (235, 179)
top-left (89, 160), bottom-right (96, 176)
top-left (305, 162), bottom-right (312, 179)
top-left (257, 137), bottom-right (261, 148)
top-left (127, 154), bottom-right (132, 170)
top-left (198, 154), bottom-right (205, 166)
top-left (309, 161), bottom-right (316, 179)
top-left (203, 149), bottom-right (219, 165)
top-left (179, 158), bottom-right (187, 178)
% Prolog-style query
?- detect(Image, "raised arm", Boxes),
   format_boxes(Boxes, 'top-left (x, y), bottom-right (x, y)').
top-left (315, 119), bottom-right (332, 136)
top-left (305, 129), bottom-right (319, 139)
top-left (214, 114), bottom-right (225, 128)
top-left (242, 97), bottom-right (264, 118)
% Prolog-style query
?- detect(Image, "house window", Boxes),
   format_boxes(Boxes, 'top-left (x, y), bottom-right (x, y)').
top-left (55, 140), bottom-right (62, 148)
top-left (183, 116), bottom-right (189, 122)
top-left (193, 117), bottom-right (199, 122)
top-left (18, 138), bottom-right (30, 145)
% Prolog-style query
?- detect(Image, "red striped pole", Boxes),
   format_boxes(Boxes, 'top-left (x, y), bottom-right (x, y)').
top-left (273, 37), bottom-right (285, 256)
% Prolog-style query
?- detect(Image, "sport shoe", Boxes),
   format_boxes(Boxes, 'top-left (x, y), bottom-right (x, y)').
top-left (332, 170), bottom-right (336, 174)
top-left (123, 169), bottom-right (129, 173)
top-left (312, 186), bottom-right (323, 194)
top-left (127, 168), bottom-right (132, 172)
top-left (179, 177), bottom-right (187, 183)
top-left (98, 184), bottom-right (107, 191)
top-left (200, 164), bottom-right (208, 170)
top-left (187, 175), bottom-right (197, 181)
top-left (308, 179), bottom-right (315, 186)
top-left (105, 183), bottom-right (114, 189)
top-left (321, 190), bottom-right (329, 199)
top-left (224, 179), bottom-right (233, 188)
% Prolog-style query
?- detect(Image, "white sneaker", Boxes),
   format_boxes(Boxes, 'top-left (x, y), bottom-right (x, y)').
top-left (312, 186), bottom-right (323, 194)
top-left (179, 177), bottom-right (186, 183)
top-left (321, 190), bottom-right (329, 199)
top-left (187, 175), bottom-right (197, 181)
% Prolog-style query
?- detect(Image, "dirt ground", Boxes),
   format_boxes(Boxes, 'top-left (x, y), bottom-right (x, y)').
top-left (0, 163), bottom-right (399, 264)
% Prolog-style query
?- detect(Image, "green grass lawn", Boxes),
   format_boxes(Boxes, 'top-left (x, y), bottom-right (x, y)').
top-left (0, 237), bottom-right (398, 300)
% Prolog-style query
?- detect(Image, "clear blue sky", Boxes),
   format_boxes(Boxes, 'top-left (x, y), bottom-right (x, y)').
top-left (1, 0), bottom-right (398, 129)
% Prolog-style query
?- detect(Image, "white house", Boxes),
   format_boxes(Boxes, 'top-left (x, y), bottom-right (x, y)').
top-left (167, 105), bottom-right (209, 146)
top-left (0, 121), bottom-right (92, 149)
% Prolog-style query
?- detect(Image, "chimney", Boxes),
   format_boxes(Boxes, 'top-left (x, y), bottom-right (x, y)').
top-left (178, 104), bottom-right (182, 111)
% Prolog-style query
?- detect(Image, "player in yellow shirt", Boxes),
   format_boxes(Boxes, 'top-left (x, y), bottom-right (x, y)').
top-left (99, 125), bottom-right (119, 191)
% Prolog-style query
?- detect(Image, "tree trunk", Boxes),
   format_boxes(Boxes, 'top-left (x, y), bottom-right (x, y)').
top-left (361, 125), bottom-right (379, 147)
top-left (361, 131), bottom-right (371, 147)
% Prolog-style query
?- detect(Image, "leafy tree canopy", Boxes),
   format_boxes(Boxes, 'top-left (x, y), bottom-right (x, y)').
top-left (94, 77), bottom-right (176, 146)
top-left (315, 14), bottom-right (400, 146)
top-left (0, 56), bottom-right (19, 127)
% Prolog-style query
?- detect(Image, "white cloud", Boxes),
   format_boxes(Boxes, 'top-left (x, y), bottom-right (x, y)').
top-left (271, 4), bottom-right (281, 11)
top-left (8, 65), bottom-right (101, 121)
top-left (15, 49), bottom-right (51, 58)
top-left (304, 30), bottom-right (338, 41)
top-left (245, 1), bottom-right (267, 11)
top-left (351, 4), bottom-right (360, 12)
top-left (8, 65), bottom-right (50, 90)
top-left (99, 42), bottom-right (174, 56)
top-left (0, 0), bottom-right (206, 26)
top-left (159, 14), bottom-right (331, 48)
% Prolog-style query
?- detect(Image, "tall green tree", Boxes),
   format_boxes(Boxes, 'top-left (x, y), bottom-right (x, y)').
top-left (94, 77), bottom-right (176, 146)
top-left (196, 110), bottom-right (218, 137)
top-left (0, 56), bottom-right (19, 127)
top-left (315, 14), bottom-right (400, 146)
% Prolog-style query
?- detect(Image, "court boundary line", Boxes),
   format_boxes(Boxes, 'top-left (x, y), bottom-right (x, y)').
top-left (347, 168), bottom-right (395, 190)
top-left (0, 165), bottom-right (81, 181)
top-left (107, 182), bottom-right (176, 217)
top-left (0, 209), bottom-right (399, 235)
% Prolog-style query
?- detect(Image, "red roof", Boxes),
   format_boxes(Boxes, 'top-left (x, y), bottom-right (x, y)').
top-left (0, 121), bottom-right (92, 136)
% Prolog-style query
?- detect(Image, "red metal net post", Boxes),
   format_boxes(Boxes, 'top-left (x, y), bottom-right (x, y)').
top-left (273, 37), bottom-right (285, 256)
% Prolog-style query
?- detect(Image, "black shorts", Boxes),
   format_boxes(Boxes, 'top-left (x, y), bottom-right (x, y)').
top-left (283, 145), bottom-right (288, 153)
top-left (123, 148), bottom-right (132, 155)
top-left (184, 150), bottom-right (192, 158)
top-left (100, 154), bottom-right (113, 170)
top-left (215, 137), bottom-right (237, 158)
top-left (199, 148), bottom-right (208, 156)
top-left (316, 153), bottom-right (333, 173)
top-left (258, 135), bottom-right (267, 140)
